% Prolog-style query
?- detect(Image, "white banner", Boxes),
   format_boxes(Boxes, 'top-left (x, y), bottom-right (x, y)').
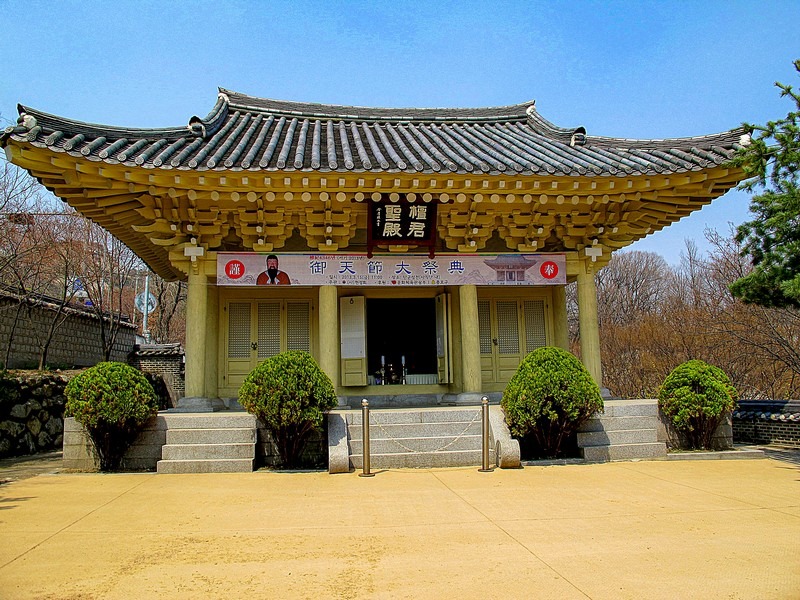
top-left (217, 252), bottom-right (566, 287)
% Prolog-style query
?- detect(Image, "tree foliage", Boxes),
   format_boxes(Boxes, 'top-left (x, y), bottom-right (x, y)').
top-left (78, 221), bottom-right (143, 360)
top-left (65, 362), bottom-right (158, 471)
top-left (569, 230), bottom-right (800, 401)
top-left (0, 157), bottom-right (181, 368)
top-left (502, 346), bottom-right (602, 459)
top-left (728, 59), bottom-right (800, 308)
top-left (238, 351), bottom-right (337, 468)
top-left (658, 360), bottom-right (738, 450)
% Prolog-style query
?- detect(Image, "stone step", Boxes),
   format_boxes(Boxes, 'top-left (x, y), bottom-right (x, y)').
top-left (579, 415), bottom-right (658, 433)
top-left (166, 428), bottom-right (256, 445)
top-left (577, 428), bottom-right (659, 447)
top-left (160, 413), bottom-right (256, 429)
top-left (582, 442), bottom-right (667, 462)
top-left (349, 434), bottom-right (481, 455)
top-left (350, 449), bottom-right (493, 469)
top-left (600, 400), bottom-right (659, 418)
top-left (156, 458), bottom-right (255, 474)
top-left (161, 443), bottom-right (255, 461)
top-left (345, 408), bottom-right (482, 426)
top-left (347, 421), bottom-right (481, 440)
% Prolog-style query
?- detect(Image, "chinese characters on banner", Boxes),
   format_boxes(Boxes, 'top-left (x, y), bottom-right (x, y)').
top-left (368, 201), bottom-right (437, 256)
top-left (217, 253), bottom-right (566, 286)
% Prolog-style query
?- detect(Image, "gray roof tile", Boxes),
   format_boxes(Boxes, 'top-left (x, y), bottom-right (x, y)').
top-left (2, 89), bottom-right (745, 176)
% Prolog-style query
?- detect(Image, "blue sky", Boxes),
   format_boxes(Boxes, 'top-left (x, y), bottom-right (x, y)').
top-left (2, 0), bottom-right (798, 264)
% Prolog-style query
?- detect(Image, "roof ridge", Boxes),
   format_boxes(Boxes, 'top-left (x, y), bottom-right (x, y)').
top-left (219, 88), bottom-right (536, 123)
top-left (9, 104), bottom-right (189, 139)
top-left (586, 127), bottom-right (750, 149)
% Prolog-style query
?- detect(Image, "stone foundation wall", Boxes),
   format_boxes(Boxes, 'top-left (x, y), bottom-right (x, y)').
top-left (63, 416), bottom-right (166, 471)
top-left (0, 372), bottom-right (70, 458)
top-left (1, 369), bottom-right (170, 460)
top-left (0, 294), bottom-right (136, 369)
top-left (256, 423), bottom-right (326, 469)
top-left (657, 410), bottom-right (733, 451)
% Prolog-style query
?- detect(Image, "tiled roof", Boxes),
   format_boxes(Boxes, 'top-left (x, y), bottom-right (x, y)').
top-left (1, 89), bottom-right (747, 177)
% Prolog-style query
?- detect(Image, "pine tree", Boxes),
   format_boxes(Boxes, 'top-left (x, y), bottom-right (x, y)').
top-left (729, 59), bottom-right (800, 308)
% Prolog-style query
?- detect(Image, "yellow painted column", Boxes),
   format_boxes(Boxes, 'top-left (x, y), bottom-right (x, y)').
top-left (317, 285), bottom-right (339, 388)
top-left (576, 262), bottom-right (602, 385)
top-left (551, 285), bottom-right (569, 351)
top-left (204, 282), bottom-right (219, 398)
top-left (459, 284), bottom-right (482, 393)
top-left (185, 270), bottom-right (208, 398)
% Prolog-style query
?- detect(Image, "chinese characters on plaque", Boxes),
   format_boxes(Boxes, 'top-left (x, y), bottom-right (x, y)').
top-left (368, 201), bottom-right (437, 256)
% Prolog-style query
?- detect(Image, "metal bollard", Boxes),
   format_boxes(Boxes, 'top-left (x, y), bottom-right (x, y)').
top-left (359, 399), bottom-right (375, 477)
top-left (478, 396), bottom-right (492, 472)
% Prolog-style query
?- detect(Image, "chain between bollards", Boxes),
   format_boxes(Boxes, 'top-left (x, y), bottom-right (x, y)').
top-left (478, 396), bottom-right (493, 472)
top-left (359, 398), bottom-right (375, 477)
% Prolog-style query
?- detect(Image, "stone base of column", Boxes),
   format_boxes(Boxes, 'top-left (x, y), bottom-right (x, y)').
top-left (168, 396), bottom-right (226, 413)
top-left (442, 392), bottom-right (486, 405)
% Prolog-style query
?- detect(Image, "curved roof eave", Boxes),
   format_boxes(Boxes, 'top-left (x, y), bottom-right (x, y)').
top-left (2, 89), bottom-right (746, 178)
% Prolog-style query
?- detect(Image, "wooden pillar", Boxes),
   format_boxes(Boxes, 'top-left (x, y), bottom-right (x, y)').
top-left (576, 262), bottom-right (602, 385)
top-left (318, 285), bottom-right (339, 388)
top-left (551, 285), bottom-right (569, 351)
top-left (185, 270), bottom-right (207, 398)
top-left (204, 282), bottom-right (219, 398)
top-left (459, 284), bottom-right (482, 393)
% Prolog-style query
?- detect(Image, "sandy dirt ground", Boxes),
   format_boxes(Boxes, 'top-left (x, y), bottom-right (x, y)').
top-left (0, 455), bottom-right (798, 599)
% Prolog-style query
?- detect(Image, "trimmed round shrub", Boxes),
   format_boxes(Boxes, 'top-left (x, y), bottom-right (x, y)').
top-left (65, 362), bottom-right (158, 471)
top-left (502, 346), bottom-right (603, 459)
top-left (238, 351), bottom-right (337, 468)
top-left (658, 360), bottom-right (737, 450)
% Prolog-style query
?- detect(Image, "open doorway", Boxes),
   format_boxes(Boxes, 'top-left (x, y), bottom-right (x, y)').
top-left (366, 298), bottom-right (437, 384)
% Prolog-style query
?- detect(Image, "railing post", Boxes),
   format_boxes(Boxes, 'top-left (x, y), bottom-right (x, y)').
top-left (359, 398), bottom-right (375, 477)
top-left (479, 396), bottom-right (492, 472)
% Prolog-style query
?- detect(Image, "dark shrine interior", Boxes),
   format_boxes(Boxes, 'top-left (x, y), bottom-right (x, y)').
top-left (366, 298), bottom-right (437, 380)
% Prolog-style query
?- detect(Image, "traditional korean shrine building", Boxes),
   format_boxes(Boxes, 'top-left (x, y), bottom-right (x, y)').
top-left (2, 90), bottom-right (746, 409)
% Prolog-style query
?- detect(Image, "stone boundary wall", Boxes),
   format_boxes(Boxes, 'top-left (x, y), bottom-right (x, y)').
top-left (733, 400), bottom-right (800, 447)
top-left (0, 292), bottom-right (136, 369)
top-left (0, 372), bottom-right (70, 458)
top-left (129, 344), bottom-right (185, 407)
top-left (1, 369), bottom-right (171, 460)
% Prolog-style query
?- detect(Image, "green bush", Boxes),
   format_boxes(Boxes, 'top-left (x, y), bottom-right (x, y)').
top-left (65, 362), bottom-right (158, 471)
top-left (502, 347), bottom-right (603, 458)
top-left (658, 360), bottom-right (738, 450)
top-left (238, 351), bottom-right (337, 468)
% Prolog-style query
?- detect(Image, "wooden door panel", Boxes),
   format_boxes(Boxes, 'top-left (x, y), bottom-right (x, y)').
top-left (226, 301), bottom-right (254, 388)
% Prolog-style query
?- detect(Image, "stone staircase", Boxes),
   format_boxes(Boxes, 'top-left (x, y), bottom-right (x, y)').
top-left (344, 407), bottom-right (491, 469)
top-left (578, 399), bottom-right (667, 462)
top-left (156, 413), bottom-right (257, 474)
